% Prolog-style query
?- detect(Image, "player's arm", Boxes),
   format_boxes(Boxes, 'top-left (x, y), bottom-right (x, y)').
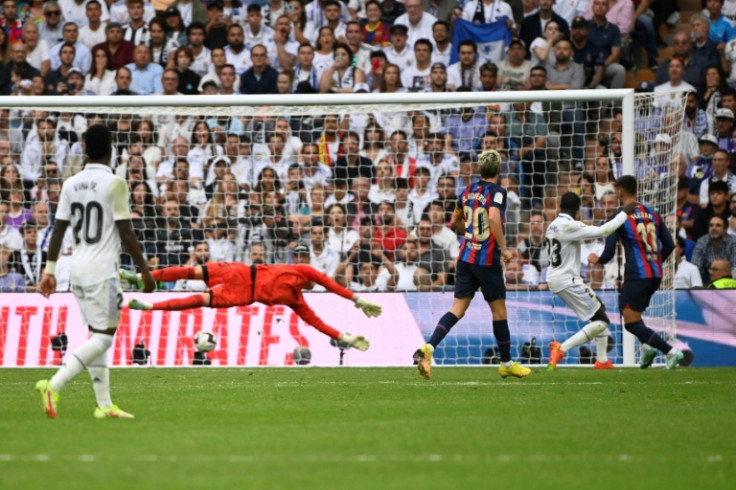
top-left (38, 218), bottom-right (70, 298)
top-left (111, 178), bottom-right (156, 293)
top-left (301, 265), bottom-right (382, 317)
top-left (488, 205), bottom-right (511, 262)
top-left (561, 211), bottom-right (629, 242)
top-left (658, 218), bottom-right (675, 262)
top-left (593, 229), bottom-right (620, 265)
top-left (451, 206), bottom-right (465, 235)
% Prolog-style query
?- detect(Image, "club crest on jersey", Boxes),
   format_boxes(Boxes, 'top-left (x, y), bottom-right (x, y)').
top-left (493, 192), bottom-right (504, 204)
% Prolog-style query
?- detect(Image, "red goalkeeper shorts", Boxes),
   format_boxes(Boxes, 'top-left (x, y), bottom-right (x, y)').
top-left (204, 262), bottom-right (255, 308)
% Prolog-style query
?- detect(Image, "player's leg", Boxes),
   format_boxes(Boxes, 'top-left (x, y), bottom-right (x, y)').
top-left (37, 278), bottom-right (132, 418)
top-left (413, 262), bottom-right (475, 379)
top-left (621, 279), bottom-right (683, 369)
top-left (289, 301), bottom-right (369, 351)
top-left (549, 286), bottom-right (610, 370)
top-left (120, 265), bottom-right (205, 287)
top-left (129, 292), bottom-right (211, 310)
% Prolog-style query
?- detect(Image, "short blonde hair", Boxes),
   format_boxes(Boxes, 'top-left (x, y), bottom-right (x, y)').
top-left (478, 149), bottom-right (502, 178)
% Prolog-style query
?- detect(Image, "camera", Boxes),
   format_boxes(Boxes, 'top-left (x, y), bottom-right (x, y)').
top-left (131, 341), bottom-right (151, 365)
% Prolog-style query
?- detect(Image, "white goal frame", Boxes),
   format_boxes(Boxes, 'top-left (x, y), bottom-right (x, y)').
top-left (0, 89), bottom-right (651, 366)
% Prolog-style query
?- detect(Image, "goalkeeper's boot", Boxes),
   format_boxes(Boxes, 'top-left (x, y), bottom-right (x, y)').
top-left (640, 347), bottom-right (657, 369)
top-left (119, 269), bottom-right (142, 289)
top-left (665, 349), bottom-right (684, 370)
top-left (94, 405), bottom-right (135, 419)
top-left (594, 359), bottom-right (614, 370)
top-left (128, 298), bottom-right (153, 311)
top-left (413, 344), bottom-right (433, 380)
top-left (499, 362), bottom-right (531, 379)
top-left (547, 341), bottom-right (564, 371)
top-left (339, 332), bottom-right (370, 352)
top-left (35, 379), bottom-right (59, 419)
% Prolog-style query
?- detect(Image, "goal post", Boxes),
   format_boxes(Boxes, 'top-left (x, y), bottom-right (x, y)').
top-left (0, 89), bottom-right (682, 368)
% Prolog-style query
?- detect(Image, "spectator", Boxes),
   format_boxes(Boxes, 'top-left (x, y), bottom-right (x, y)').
top-left (23, 21), bottom-right (51, 77)
top-left (334, 131), bottom-right (374, 185)
top-left (702, 66), bottom-right (728, 118)
top-left (151, 198), bottom-right (203, 269)
top-left (705, 0), bottom-right (736, 45)
top-left (301, 144), bottom-right (331, 192)
top-left (188, 120), bottom-right (225, 188)
top-left (448, 39), bottom-right (482, 91)
top-left (706, 257), bottom-right (736, 287)
top-left (264, 15), bottom-right (298, 72)
top-left (50, 21), bottom-right (92, 74)
top-left (163, 7), bottom-right (188, 48)
top-left (39, 2), bottom-right (65, 48)
top-left (319, 42), bottom-right (365, 93)
top-left (308, 221), bottom-right (341, 286)
top-left (521, 0), bottom-right (570, 54)
top-left (418, 132), bottom-right (460, 191)
top-left (44, 42), bottom-right (77, 95)
top-left (252, 167), bottom-right (282, 205)
top-left (239, 44), bottom-right (279, 94)
top-left (123, 0), bottom-right (150, 45)
top-left (0, 42), bottom-right (41, 95)
top-left (435, 175), bottom-right (458, 223)
top-left (111, 65), bottom-right (136, 94)
top-left (247, 241), bottom-right (268, 265)
top-left (414, 216), bottom-right (450, 289)
top-left (204, 1), bottom-right (228, 51)
top-left (83, 45), bottom-right (116, 95)
top-left (517, 210), bottom-right (549, 273)
top-left (653, 31), bottom-right (707, 94)
top-left (126, 44), bottom-right (163, 95)
top-left (244, 3), bottom-right (275, 49)
top-left (498, 38), bottom-right (534, 91)
top-left (0, 201), bottom-right (22, 251)
top-left (158, 68), bottom-right (181, 95)
top-left (654, 57), bottom-right (695, 108)
top-left (0, 0), bottom-right (22, 44)
top-left (0, 244), bottom-right (25, 292)
top-left (384, 24), bottom-right (413, 70)
top-left (22, 117), bottom-right (69, 185)
top-left (170, 46), bottom-right (200, 94)
top-left (698, 150), bottom-right (736, 207)
top-left (93, 22), bottom-right (135, 70)
top-left (362, 1), bottom-right (391, 47)
top-left (392, 236), bottom-right (420, 291)
top-left (394, 0), bottom-right (437, 47)
top-left (585, 0), bottom-right (625, 89)
top-left (78, 0), bottom-right (107, 49)
top-left (148, 18), bottom-right (177, 67)
top-left (172, 241), bottom-right (210, 291)
top-left (325, 202), bottom-right (359, 258)
top-left (568, 16), bottom-right (605, 89)
top-left (292, 43), bottom-right (319, 92)
top-left (380, 0), bottom-right (406, 25)
top-left (690, 13), bottom-right (721, 71)
top-left (462, 0), bottom-right (515, 26)
top-left (430, 20), bottom-right (452, 67)
top-left (676, 176), bottom-right (702, 240)
top-left (373, 200), bottom-right (407, 261)
top-left (674, 235), bottom-right (704, 289)
top-left (393, 177), bottom-right (416, 227)
top-left (286, 0), bottom-right (313, 46)
top-left (692, 214), bottom-right (736, 282)
top-left (684, 91), bottom-right (714, 138)
top-left (426, 199), bottom-right (459, 256)
top-left (369, 160), bottom-right (397, 205)
top-left (170, 0), bottom-right (208, 27)
top-left (529, 19), bottom-right (564, 66)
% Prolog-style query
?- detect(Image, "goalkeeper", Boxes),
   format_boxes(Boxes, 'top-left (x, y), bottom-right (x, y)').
top-left (121, 263), bottom-right (381, 351)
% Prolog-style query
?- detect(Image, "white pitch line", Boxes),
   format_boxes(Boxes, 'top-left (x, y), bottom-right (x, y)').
top-left (0, 453), bottom-right (726, 464)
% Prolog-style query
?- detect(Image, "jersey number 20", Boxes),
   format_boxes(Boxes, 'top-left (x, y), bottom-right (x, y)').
top-left (71, 201), bottom-right (103, 245)
top-left (463, 205), bottom-right (490, 241)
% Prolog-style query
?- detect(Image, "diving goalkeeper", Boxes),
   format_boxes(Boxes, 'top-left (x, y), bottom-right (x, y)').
top-left (121, 263), bottom-right (382, 351)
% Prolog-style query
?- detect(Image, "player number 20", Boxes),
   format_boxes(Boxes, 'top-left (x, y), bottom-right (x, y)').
top-left (636, 222), bottom-right (659, 257)
top-left (463, 205), bottom-right (490, 241)
top-left (71, 201), bottom-right (103, 245)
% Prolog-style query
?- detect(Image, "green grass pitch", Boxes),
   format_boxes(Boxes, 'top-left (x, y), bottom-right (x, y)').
top-left (1, 367), bottom-right (735, 489)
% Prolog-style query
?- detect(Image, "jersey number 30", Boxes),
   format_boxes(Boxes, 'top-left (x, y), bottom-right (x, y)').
top-left (463, 205), bottom-right (490, 241)
top-left (636, 222), bottom-right (659, 258)
top-left (71, 201), bottom-right (103, 245)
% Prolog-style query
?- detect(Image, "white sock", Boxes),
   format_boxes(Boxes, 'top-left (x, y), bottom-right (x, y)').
top-left (502, 361), bottom-right (513, 368)
top-left (88, 351), bottom-right (112, 408)
top-left (666, 348), bottom-right (680, 359)
top-left (561, 321), bottom-right (607, 353)
top-left (50, 333), bottom-right (113, 393)
top-left (595, 328), bottom-right (610, 363)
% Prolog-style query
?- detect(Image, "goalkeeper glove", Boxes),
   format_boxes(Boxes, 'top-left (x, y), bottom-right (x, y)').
top-left (339, 332), bottom-right (370, 352)
top-left (355, 297), bottom-right (382, 318)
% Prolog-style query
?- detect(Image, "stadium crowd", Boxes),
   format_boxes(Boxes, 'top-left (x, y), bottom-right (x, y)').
top-left (1, 0), bottom-right (736, 293)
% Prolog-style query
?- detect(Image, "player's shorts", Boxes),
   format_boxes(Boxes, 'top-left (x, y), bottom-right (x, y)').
top-left (71, 277), bottom-right (122, 331)
top-left (556, 284), bottom-right (602, 321)
top-left (454, 260), bottom-right (505, 302)
top-left (205, 262), bottom-right (255, 308)
top-left (619, 278), bottom-right (662, 312)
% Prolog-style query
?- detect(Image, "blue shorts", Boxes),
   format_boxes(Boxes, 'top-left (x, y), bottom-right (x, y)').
top-left (454, 260), bottom-right (506, 302)
top-left (619, 278), bottom-right (662, 312)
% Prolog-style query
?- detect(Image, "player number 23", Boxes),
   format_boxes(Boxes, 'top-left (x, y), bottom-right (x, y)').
top-left (463, 205), bottom-right (490, 241)
top-left (636, 222), bottom-right (659, 256)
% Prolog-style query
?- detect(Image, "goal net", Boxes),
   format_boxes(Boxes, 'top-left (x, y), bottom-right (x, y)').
top-left (0, 90), bottom-right (683, 367)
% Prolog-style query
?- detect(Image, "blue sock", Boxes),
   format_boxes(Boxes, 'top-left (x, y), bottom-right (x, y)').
top-left (625, 321), bottom-right (672, 354)
top-left (428, 312), bottom-right (459, 348)
top-left (493, 320), bottom-right (512, 362)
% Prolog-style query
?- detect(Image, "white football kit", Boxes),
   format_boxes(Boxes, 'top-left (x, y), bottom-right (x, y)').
top-left (56, 164), bottom-right (131, 330)
top-left (545, 211), bottom-right (628, 320)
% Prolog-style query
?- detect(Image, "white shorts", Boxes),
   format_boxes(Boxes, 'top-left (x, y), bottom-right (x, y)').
top-left (71, 277), bottom-right (123, 331)
top-left (555, 283), bottom-right (601, 321)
